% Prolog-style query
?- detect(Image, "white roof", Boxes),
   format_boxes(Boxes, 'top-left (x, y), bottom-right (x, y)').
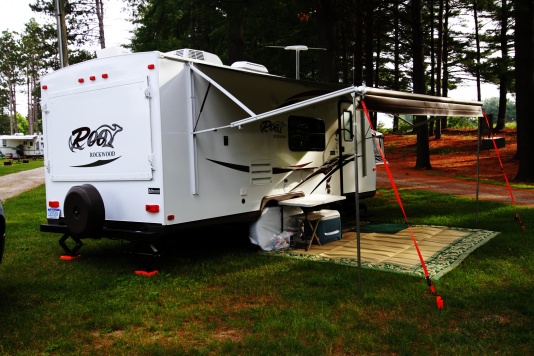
top-left (0, 134), bottom-right (41, 140)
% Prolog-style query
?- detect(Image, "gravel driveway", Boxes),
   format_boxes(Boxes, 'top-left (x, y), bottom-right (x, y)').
top-left (0, 167), bottom-right (45, 202)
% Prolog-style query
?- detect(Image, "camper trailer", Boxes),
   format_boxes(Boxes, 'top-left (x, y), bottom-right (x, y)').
top-left (39, 48), bottom-right (483, 254)
top-left (0, 133), bottom-right (44, 158)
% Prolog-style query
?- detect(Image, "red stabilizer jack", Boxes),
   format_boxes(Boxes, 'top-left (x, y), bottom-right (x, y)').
top-left (60, 255), bottom-right (80, 261)
top-left (135, 270), bottom-right (158, 277)
top-left (436, 296), bottom-right (444, 309)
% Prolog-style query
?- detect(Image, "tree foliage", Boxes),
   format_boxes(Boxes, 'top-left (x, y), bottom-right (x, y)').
top-left (1, 0), bottom-right (531, 177)
top-left (482, 97), bottom-right (516, 122)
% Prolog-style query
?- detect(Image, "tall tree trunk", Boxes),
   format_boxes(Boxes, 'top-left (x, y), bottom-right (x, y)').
top-left (429, 0), bottom-right (435, 137)
top-left (8, 78), bottom-right (17, 134)
top-left (96, 0), bottom-right (106, 49)
top-left (27, 77), bottom-right (33, 135)
top-left (412, 0), bottom-right (431, 169)
top-left (316, 0), bottom-right (337, 83)
top-left (393, 2), bottom-right (400, 132)
top-left (434, 0), bottom-right (444, 139)
top-left (227, 9), bottom-right (244, 63)
top-left (514, 0), bottom-right (534, 181)
top-left (56, 0), bottom-right (69, 67)
top-left (441, 0), bottom-right (450, 130)
top-left (354, 4), bottom-right (363, 86)
top-left (363, 0), bottom-right (377, 127)
top-left (473, 1), bottom-right (481, 102)
top-left (495, 0), bottom-right (509, 131)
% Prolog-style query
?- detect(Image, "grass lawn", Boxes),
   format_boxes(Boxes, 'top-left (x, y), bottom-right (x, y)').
top-left (0, 159), bottom-right (43, 176)
top-left (0, 184), bottom-right (532, 354)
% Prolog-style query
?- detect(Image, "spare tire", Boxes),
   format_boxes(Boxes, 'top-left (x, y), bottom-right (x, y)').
top-left (64, 184), bottom-right (105, 238)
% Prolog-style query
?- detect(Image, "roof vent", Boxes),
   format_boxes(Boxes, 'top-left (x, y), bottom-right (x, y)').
top-left (166, 48), bottom-right (223, 65)
top-left (96, 46), bottom-right (131, 59)
top-left (231, 61), bottom-right (269, 74)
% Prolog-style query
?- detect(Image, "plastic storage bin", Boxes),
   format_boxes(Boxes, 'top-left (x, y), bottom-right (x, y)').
top-left (305, 209), bottom-right (341, 244)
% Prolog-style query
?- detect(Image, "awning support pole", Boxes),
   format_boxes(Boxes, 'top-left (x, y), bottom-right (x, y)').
top-left (352, 92), bottom-right (363, 301)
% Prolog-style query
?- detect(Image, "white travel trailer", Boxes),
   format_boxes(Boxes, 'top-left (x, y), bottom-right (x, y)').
top-left (0, 133), bottom-right (45, 158)
top-left (39, 48), bottom-right (483, 254)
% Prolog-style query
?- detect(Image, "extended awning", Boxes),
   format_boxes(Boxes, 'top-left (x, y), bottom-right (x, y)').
top-left (187, 63), bottom-right (483, 134)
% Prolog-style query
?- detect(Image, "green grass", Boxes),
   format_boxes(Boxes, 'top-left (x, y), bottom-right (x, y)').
top-left (0, 185), bottom-right (533, 354)
top-left (0, 159), bottom-right (44, 176)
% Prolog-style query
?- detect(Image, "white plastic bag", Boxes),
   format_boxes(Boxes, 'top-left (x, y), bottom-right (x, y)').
top-left (249, 206), bottom-right (302, 251)
top-left (273, 230), bottom-right (294, 250)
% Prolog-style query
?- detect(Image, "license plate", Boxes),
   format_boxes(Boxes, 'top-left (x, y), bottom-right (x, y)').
top-left (47, 208), bottom-right (61, 219)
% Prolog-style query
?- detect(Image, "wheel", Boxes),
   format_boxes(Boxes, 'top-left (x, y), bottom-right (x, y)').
top-left (64, 184), bottom-right (105, 238)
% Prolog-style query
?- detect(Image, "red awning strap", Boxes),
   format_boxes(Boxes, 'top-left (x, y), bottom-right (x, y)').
top-left (482, 111), bottom-right (525, 231)
top-left (361, 100), bottom-right (444, 309)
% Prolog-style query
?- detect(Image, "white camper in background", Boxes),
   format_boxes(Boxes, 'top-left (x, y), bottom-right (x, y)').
top-left (0, 133), bottom-right (44, 158)
top-left (39, 48), bottom-right (483, 254)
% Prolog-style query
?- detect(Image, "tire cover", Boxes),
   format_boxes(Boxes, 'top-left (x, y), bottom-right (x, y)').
top-left (64, 184), bottom-right (105, 238)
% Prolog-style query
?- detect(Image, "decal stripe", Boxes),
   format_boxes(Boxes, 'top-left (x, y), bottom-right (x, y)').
top-left (71, 156), bottom-right (121, 167)
top-left (207, 158), bottom-right (315, 174)
top-left (207, 159), bottom-right (250, 172)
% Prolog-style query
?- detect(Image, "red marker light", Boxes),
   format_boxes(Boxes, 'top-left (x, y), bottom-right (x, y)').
top-left (48, 201), bottom-right (60, 208)
top-left (167, 214), bottom-right (175, 221)
top-left (42, 85), bottom-right (48, 90)
top-left (102, 73), bottom-right (108, 79)
top-left (89, 75), bottom-right (96, 81)
top-left (146, 204), bottom-right (159, 213)
top-left (78, 78), bottom-right (84, 83)
top-left (147, 64), bottom-right (155, 70)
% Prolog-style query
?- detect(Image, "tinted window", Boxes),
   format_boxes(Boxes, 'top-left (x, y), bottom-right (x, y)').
top-left (288, 116), bottom-right (325, 152)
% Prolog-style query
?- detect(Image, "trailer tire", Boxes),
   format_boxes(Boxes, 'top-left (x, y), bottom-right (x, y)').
top-left (64, 184), bottom-right (105, 238)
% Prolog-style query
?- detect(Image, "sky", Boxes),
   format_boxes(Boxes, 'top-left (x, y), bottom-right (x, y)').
top-left (0, 0), bottom-right (134, 48)
top-left (0, 0), bottom-right (134, 117)
top-left (1, 0), bottom-right (499, 121)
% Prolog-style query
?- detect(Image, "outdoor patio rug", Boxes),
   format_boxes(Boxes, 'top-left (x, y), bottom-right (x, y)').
top-left (266, 224), bottom-right (499, 279)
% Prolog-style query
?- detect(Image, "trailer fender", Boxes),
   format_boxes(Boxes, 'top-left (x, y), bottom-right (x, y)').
top-left (64, 184), bottom-right (105, 238)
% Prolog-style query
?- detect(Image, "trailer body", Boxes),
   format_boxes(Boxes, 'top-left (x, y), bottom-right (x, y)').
top-left (0, 134), bottom-right (44, 158)
top-left (40, 49), bottom-right (377, 241)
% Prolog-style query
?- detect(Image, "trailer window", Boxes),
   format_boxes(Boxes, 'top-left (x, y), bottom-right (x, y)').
top-left (288, 116), bottom-right (325, 152)
top-left (342, 110), bottom-right (354, 141)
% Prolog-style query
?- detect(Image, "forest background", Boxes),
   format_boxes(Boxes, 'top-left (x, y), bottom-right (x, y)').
top-left (0, 0), bottom-right (532, 180)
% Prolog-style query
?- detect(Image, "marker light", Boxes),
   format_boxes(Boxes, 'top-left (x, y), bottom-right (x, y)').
top-left (42, 85), bottom-right (48, 90)
top-left (148, 64), bottom-right (155, 70)
top-left (48, 201), bottom-right (60, 208)
top-left (89, 75), bottom-right (96, 81)
top-left (167, 214), bottom-right (175, 221)
top-left (146, 204), bottom-right (159, 213)
top-left (78, 78), bottom-right (84, 83)
top-left (102, 73), bottom-right (108, 79)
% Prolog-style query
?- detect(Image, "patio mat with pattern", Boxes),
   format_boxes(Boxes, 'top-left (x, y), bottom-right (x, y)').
top-left (266, 224), bottom-right (499, 279)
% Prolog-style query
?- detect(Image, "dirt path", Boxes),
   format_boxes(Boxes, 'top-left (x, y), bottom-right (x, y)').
top-left (0, 167), bottom-right (45, 202)
top-left (376, 165), bottom-right (534, 207)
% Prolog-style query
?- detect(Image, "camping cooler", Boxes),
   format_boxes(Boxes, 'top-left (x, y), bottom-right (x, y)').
top-left (305, 209), bottom-right (342, 244)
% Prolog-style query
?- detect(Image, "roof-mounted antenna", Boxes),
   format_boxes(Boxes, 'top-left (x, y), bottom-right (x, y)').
top-left (267, 45), bottom-right (326, 79)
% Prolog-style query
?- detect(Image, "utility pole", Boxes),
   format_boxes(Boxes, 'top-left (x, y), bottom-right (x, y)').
top-left (55, 0), bottom-right (68, 67)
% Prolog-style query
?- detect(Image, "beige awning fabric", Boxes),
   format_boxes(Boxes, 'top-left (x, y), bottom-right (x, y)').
top-left (188, 62), bottom-right (484, 133)
top-left (360, 87), bottom-right (484, 117)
